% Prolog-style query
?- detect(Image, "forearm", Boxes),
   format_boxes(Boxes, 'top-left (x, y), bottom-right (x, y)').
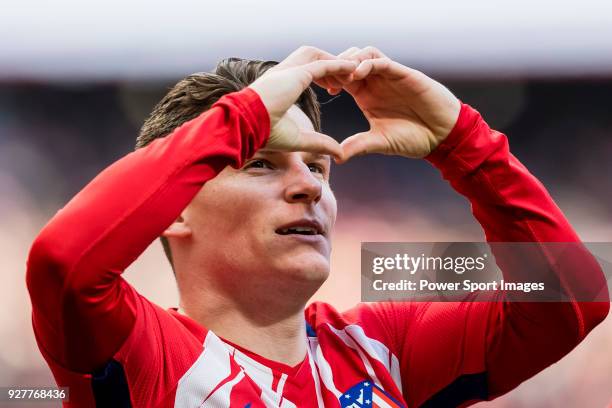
top-left (425, 103), bottom-right (609, 397)
top-left (26, 88), bottom-right (270, 370)
top-left (427, 103), bottom-right (579, 242)
top-left (426, 103), bottom-right (608, 306)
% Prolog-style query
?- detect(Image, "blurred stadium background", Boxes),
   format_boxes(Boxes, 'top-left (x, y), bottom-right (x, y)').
top-left (1, 1), bottom-right (611, 407)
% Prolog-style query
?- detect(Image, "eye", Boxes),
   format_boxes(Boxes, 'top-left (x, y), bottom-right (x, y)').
top-left (308, 163), bottom-right (325, 174)
top-left (244, 159), bottom-right (273, 170)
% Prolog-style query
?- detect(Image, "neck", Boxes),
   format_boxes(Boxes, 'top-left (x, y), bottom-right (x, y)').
top-left (178, 280), bottom-right (314, 367)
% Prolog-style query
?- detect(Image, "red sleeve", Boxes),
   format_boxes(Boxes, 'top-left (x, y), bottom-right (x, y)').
top-left (25, 88), bottom-right (270, 373)
top-left (345, 104), bottom-right (610, 407)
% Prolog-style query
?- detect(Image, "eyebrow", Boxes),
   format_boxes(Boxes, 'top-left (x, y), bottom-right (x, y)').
top-left (255, 149), bottom-right (331, 163)
top-left (304, 152), bottom-right (332, 163)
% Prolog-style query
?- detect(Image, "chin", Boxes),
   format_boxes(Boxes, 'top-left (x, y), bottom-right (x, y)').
top-left (277, 254), bottom-right (330, 284)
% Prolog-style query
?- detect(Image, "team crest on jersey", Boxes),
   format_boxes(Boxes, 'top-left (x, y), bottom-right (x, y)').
top-left (339, 380), bottom-right (404, 408)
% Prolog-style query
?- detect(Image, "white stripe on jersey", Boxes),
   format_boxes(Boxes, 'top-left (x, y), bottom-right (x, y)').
top-left (311, 340), bottom-right (342, 399)
top-left (275, 375), bottom-right (297, 408)
top-left (372, 391), bottom-right (395, 408)
top-left (175, 331), bottom-right (233, 407)
top-left (202, 371), bottom-right (245, 408)
top-left (326, 324), bottom-right (383, 387)
top-left (306, 337), bottom-right (327, 408)
top-left (343, 325), bottom-right (402, 391)
top-left (232, 348), bottom-right (292, 407)
top-left (232, 349), bottom-right (274, 389)
top-left (174, 326), bottom-right (402, 407)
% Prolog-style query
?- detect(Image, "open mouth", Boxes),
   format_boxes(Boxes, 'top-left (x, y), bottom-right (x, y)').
top-left (276, 227), bottom-right (320, 236)
top-left (275, 220), bottom-right (324, 236)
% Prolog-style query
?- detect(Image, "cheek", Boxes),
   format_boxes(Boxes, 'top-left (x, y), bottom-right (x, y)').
top-left (186, 175), bottom-right (273, 239)
top-left (322, 186), bottom-right (338, 224)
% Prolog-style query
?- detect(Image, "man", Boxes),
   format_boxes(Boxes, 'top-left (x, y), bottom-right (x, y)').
top-left (26, 46), bottom-right (609, 407)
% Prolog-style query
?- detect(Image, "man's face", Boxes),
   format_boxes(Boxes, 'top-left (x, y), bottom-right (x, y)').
top-left (179, 105), bottom-right (337, 291)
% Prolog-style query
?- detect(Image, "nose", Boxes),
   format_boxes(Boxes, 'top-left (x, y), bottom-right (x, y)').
top-left (283, 164), bottom-right (322, 205)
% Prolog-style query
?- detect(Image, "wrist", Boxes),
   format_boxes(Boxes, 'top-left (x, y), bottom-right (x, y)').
top-left (429, 97), bottom-right (462, 152)
top-left (221, 87), bottom-right (272, 152)
top-left (425, 102), bottom-right (483, 175)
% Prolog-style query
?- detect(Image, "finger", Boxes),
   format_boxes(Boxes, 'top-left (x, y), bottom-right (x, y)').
top-left (278, 46), bottom-right (338, 69)
top-left (313, 74), bottom-right (350, 92)
top-left (330, 47), bottom-right (361, 93)
top-left (337, 47), bottom-right (361, 59)
top-left (352, 59), bottom-right (377, 80)
top-left (332, 72), bottom-right (354, 85)
top-left (304, 59), bottom-right (358, 83)
top-left (325, 74), bottom-right (352, 95)
top-left (297, 130), bottom-right (344, 160)
top-left (353, 58), bottom-right (406, 81)
top-left (267, 115), bottom-right (344, 160)
top-left (299, 59), bottom-right (355, 93)
top-left (346, 46), bottom-right (388, 64)
top-left (315, 74), bottom-right (345, 90)
top-left (313, 77), bottom-right (334, 90)
top-left (339, 131), bottom-right (388, 163)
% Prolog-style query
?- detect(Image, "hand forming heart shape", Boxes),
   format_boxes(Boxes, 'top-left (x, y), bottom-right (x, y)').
top-left (249, 46), bottom-right (461, 163)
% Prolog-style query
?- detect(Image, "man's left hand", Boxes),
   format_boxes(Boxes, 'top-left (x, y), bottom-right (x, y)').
top-left (331, 47), bottom-right (461, 161)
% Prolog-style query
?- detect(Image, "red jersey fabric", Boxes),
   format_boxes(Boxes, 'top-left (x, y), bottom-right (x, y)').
top-left (26, 88), bottom-right (609, 407)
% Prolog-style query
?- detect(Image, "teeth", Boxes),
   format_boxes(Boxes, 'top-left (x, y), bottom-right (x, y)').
top-left (293, 227), bottom-right (315, 233)
top-left (280, 227), bottom-right (318, 234)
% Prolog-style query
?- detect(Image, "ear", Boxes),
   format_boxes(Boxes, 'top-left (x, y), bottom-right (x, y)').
top-left (161, 215), bottom-right (192, 239)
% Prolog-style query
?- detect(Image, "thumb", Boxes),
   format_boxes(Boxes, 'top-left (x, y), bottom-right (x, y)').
top-left (339, 131), bottom-right (389, 163)
top-left (266, 114), bottom-right (343, 160)
top-left (296, 130), bottom-right (343, 161)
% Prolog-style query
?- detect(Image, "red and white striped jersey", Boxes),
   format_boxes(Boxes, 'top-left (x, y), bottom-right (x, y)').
top-left (26, 88), bottom-right (609, 407)
top-left (105, 295), bottom-right (412, 408)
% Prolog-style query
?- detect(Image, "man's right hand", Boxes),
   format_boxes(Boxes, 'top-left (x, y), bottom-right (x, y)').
top-left (248, 46), bottom-right (357, 160)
